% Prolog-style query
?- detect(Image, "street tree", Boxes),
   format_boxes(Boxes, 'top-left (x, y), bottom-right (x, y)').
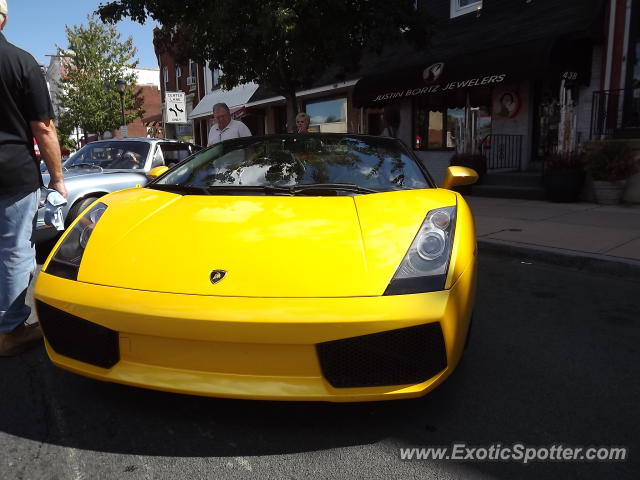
top-left (55, 110), bottom-right (79, 152)
top-left (57, 15), bottom-right (145, 139)
top-left (97, 0), bottom-right (428, 131)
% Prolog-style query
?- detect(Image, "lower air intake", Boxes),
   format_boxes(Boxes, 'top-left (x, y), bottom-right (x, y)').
top-left (317, 322), bottom-right (447, 388)
top-left (36, 301), bottom-right (119, 369)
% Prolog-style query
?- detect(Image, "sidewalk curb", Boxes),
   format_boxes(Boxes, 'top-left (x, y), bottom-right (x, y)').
top-left (477, 238), bottom-right (640, 281)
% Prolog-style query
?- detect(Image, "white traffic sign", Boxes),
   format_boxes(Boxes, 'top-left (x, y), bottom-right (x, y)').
top-left (120, 125), bottom-right (128, 138)
top-left (165, 92), bottom-right (187, 123)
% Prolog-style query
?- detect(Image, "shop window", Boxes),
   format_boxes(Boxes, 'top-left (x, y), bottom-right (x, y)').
top-left (210, 66), bottom-right (221, 90)
top-left (472, 106), bottom-right (492, 148)
top-left (413, 97), bottom-right (491, 152)
top-left (187, 59), bottom-right (197, 91)
top-left (450, 0), bottom-right (482, 18)
top-left (305, 98), bottom-right (347, 133)
top-left (446, 108), bottom-right (465, 149)
top-left (427, 111), bottom-right (444, 149)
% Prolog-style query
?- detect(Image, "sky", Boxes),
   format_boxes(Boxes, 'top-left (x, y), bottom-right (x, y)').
top-left (2, 0), bottom-right (159, 69)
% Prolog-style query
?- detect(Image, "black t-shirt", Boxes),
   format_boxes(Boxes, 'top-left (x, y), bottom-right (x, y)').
top-left (0, 33), bottom-right (54, 194)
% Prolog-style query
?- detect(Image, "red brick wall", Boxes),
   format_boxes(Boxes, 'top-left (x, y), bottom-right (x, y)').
top-left (115, 85), bottom-right (161, 138)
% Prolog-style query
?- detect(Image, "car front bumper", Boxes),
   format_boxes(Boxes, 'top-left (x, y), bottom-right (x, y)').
top-left (34, 262), bottom-right (475, 402)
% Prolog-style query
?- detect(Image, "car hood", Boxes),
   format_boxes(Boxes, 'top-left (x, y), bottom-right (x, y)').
top-left (76, 187), bottom-right (457, 297)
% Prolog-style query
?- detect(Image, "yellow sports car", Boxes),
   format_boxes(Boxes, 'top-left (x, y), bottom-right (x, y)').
top-left (34, 134), bottom-right (478, 402)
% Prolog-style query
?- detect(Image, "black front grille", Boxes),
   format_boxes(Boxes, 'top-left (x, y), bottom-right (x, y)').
top-left (36, 301), bottom-right (119, 369)
top-left (316, 323), bottom-right (447, 388)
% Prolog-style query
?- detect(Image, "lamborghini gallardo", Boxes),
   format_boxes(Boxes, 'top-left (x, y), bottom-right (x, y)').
top-left (34, 134), bottom-right (478, 402)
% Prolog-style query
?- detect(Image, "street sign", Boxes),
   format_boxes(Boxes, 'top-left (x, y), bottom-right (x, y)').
top-left (165, 92), bottom-right (187, 123)
top-left (120, 126), bottom-right (128, 138)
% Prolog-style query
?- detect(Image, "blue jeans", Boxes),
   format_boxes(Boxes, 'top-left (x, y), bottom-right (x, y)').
top-left (0, 190), bottom-right (39, 333)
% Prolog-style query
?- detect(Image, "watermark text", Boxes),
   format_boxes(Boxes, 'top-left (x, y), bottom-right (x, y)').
top-left (399, 443), bottom-right (628, 464)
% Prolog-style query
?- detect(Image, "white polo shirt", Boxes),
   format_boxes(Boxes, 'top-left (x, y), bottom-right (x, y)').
top-left (207, 119), bottom-right (252, 146)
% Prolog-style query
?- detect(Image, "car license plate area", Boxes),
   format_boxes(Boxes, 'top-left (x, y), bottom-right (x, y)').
top-left (119, 334), bottom-right (321, 376)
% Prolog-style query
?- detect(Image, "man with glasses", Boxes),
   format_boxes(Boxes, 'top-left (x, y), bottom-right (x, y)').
top-left (206, 103), bottom-right (251, 146)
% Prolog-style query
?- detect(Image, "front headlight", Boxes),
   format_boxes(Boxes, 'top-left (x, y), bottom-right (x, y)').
top-left (383, 206), bottom-right (456, 295)
top-left (44, 202), bottom-right (107, 281)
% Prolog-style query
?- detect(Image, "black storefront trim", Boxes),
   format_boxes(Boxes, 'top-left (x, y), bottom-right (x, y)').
top-left (352, 38), bottom-right (592, 108)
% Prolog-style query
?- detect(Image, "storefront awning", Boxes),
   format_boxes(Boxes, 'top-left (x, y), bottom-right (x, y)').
top-left (230, 106), bottom-right (247, 119)
top-left (352, 38), bottom-right (592, 107)
top-left (189, 83), bottom-right (259, 120)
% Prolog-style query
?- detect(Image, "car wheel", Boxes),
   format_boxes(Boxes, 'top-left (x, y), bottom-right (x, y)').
top-left (66, 197), bottom-right (98, 227)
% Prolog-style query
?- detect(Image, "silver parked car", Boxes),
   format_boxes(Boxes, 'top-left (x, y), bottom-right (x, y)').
top-left (37, 137), bottom-right (200, 242)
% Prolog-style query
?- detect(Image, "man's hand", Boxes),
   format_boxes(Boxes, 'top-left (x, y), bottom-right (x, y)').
top-left (48, 177), bottom-right (68, 199)
top-left (30, 119), bottom-right (67, 198)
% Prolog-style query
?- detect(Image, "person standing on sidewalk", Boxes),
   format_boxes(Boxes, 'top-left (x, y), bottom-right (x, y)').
top-left (0, 0), bottom-right (67, 356)
top-left (206, 103), bottom-right (251, 146)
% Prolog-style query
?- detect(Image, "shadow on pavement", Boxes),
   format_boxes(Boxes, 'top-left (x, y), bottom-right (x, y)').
top-left (1, 347), bottom-right (468, 458)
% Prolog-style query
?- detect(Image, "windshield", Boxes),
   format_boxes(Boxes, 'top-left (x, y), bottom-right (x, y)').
top-left (64, 141), bottom-right (150, 170)
top-left (153, 135), bottom-right (431, 194)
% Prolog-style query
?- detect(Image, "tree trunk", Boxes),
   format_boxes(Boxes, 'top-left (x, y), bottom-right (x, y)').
top-left (285, 91), bottom-right (299, 133)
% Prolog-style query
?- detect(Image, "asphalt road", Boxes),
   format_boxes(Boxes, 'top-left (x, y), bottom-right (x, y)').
top-left (1, 250), bottom-right (638, 479)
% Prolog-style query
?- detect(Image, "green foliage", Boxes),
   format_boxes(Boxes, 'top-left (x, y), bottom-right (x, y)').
top-left (97, 0), bottom-right (429, 129)
top-left (55, 111), bottom-right (79, 152)
top-left (584, 141), bottom-right (639, 182)
top-left (56, 15), bottom-right (145, 137)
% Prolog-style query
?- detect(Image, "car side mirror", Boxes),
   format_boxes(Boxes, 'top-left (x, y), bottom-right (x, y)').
top-left (439, 166), bottom-right (479, 190)
top-left (147, 166), bottom-right (169, 179)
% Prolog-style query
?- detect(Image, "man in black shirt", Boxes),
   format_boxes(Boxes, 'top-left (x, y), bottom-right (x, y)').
top-left (0, 0), bottom-right (67, 356)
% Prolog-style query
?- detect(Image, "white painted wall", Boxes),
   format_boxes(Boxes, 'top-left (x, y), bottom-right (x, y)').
top-left (131, 67), bottom-right (160, 86)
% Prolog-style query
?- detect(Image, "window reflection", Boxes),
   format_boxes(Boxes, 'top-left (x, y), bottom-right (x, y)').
top-left (428, 111), bottom-right (443, 149)
top-left (64, 141), bottom-right (151, 169)
top-left (159, 136), bottom-right (431, 192)
top-left (305, 98), bottom-right (348, 133)
top-left (446, 108), bottom-right (464, 149)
